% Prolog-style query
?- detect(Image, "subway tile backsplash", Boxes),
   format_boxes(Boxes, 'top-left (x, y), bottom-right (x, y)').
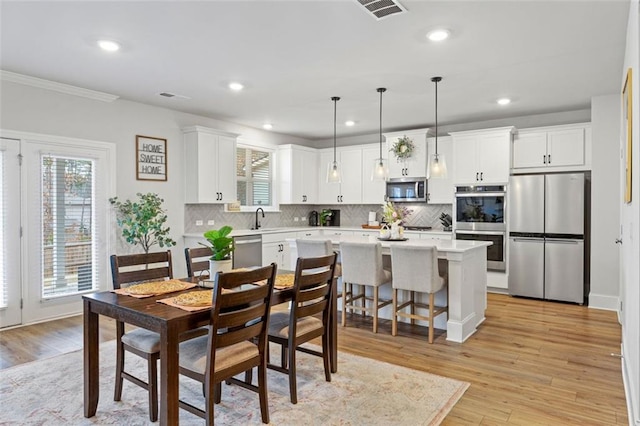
top-left (184, 203), bottom-right (452, 234)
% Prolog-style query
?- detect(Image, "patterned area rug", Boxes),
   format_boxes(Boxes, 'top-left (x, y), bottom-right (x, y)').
top-left (0, 340), bottom-right (468, 425)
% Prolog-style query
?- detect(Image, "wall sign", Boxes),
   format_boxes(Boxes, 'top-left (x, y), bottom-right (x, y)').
top-left (136, 135), bottom-right (167, 181)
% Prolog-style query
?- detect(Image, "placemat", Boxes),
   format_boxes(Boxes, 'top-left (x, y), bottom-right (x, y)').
top-left (113, 280), bottom-right (196, 298)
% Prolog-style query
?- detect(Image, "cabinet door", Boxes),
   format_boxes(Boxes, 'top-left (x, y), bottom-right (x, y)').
top-left (512, 132), bottom-right (547, 169)
top-left (290, 149), bottom-right (306, 203)
top-left (301, 149), bottom-right (318, 203)
top-left (478, 134), bottom-right (510, 183)
top-left (453, 136), bottom-right (478, 184)
top-left (427, 136), bottom-right (454, 204)
top-left (318, 150), bottom-right (341, 204)
top-left (404, 136), bottom-right (427, 177)
top-left (339, 148), bottom-right (363, 204)
top-left (547, 128), bottom-right (585, 167)
top-left (262, 242), bottom-right (281, 267)
top-left (361, 146), bottom-right (386, 204)
top-left (386, 135), bottom-right (407, 178)
top-left (216, 135), bottom-right (237, 202)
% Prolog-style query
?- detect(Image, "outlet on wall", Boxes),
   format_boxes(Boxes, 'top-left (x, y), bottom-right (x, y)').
top-left (207, 220), bottom-right (215, 226)
top-left (195, 220), bottom-right (203, 226)
top-left (294, 217), bottom-right (299, 222)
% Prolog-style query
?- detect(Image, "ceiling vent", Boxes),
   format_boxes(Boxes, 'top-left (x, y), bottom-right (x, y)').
top-left (354, 0), bottom-right (406, 21)
top-left (158, 92), bottom-right (191, 100)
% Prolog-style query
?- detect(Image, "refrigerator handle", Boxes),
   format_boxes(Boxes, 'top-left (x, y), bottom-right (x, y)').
top-left (545, 239), bottom-right (580, 244)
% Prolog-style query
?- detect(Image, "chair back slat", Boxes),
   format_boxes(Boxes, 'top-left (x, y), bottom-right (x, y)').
top-left (217, 302), bottom-right (268, 329)
top-left (110, 251), bottom-right (173, 289)
top-left (184, 247), bottom-right (213, 278)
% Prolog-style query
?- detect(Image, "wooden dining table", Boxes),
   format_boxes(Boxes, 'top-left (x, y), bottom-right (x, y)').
top-left (83, 275), bottom-right (338, 425)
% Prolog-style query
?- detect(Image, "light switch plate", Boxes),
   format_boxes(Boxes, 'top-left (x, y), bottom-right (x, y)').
top-left (195, 220), bottom-right (203, 226)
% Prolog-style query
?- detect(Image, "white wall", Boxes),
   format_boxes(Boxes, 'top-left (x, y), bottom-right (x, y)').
top-left (590, 94), bottom-right (621, 310)
top-left (620, 1), bottom-right (640, 424)
top-left (0, 80), bottom-right (311, 278)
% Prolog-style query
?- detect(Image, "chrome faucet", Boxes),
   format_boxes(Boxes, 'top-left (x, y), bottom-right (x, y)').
top-left (255, 207), bottom-right (265, 229)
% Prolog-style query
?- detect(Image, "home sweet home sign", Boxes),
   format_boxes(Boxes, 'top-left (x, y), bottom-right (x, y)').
top-left (136, 135), bottom-right (167, 181)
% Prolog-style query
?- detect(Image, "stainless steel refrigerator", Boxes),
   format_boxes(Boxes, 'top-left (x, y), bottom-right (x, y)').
top-left (508, 173), bottom-right (588, 303)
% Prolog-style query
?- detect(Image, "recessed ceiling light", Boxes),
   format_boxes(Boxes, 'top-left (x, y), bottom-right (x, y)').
top-left (426, 29), bottom-right (450, 42)
top-left (497, 98), bottom-right (511, 106)
top-left (228, 82), bottom-right (244, 91)
top-left (97, 39), bottom-right (120, 52)
top-left (263, 123), bottom-right (273, 130)
top-left (345, 120), bottom-right (355, 127)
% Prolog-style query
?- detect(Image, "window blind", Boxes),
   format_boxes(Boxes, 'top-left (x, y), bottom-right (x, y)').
top-left (41, 155), bottom-right (96, 298)
top-left (236, 147), bottom-right (272, 207)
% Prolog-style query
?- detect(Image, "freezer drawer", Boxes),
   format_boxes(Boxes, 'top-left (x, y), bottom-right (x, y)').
top-left (508, 237), bottom-right (544, 298)
top-left (544, 239), bottom-right (584, 303)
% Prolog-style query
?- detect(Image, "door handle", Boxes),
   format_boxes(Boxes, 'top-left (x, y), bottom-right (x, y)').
top-left (543, 155), bottom-right (547, 164)
top-left (615, 238), bottom-right (623, 245)
top-left (480, 172), bottom-right (483, 181)
top-left (476, 172), bottom-right (479, 181)
top-left (548, 154), bottom-right (551, 164)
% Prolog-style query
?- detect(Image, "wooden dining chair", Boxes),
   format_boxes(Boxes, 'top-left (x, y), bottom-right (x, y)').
top-left (185, 246), bottom-right (213, 279)
top-left (267, 253), bottom-right (337, 404)
top-left (390, 244), bottom-right (448, 343)
top-left (178, 264), bottom-right (277, 424)
top-left (110, 251), bottom-right (173, 422)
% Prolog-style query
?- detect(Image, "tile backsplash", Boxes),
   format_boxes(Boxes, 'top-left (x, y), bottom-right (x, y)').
top-left (184, 203), bottom-right (452, 234)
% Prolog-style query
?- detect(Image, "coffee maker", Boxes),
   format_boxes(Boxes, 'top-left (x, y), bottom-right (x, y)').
top-left (321, 209), bottom-right (340, 227)
top-left (308, 210), bottom-right (319, 227)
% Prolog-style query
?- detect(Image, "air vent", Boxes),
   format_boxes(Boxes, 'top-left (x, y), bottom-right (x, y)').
top-left (158, 92), bottom-right (191, 100)
top-left (354, 0), bottom-right (406, 21)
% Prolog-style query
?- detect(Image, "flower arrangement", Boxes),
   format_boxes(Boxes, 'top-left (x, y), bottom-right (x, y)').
top-left (381, 201), bottom-right (412, 225)
top-left (390, 135), bottom-right (415, 161)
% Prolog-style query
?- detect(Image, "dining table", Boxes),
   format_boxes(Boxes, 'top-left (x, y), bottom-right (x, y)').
top-left (83, 273), bottom-right (338, 425)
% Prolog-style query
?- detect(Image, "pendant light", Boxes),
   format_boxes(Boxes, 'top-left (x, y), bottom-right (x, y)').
top-left (326, 96), bottom-right (342, 183)
top-left (428, 76), bottom-right (448, 179)
top-left (371, 87), bottom-right (389, 181)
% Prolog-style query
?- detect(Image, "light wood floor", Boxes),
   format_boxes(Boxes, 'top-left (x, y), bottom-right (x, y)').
top-left (0, 293), bottom-right (627, 425)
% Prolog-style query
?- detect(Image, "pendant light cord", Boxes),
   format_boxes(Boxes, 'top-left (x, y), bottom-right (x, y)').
top-left (431, 77), bottom-right (442, 155)
top-left (377, 88), bottom-right (386, 160)
top-left (331, 96), bottom-right (340, 163)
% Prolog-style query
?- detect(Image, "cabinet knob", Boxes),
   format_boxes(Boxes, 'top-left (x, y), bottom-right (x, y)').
top-left (615, 238), bottom-right (623, 245)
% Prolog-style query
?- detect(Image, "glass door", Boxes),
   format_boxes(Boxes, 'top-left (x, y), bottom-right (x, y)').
top-left (0, 138), bottom-right (22, 328)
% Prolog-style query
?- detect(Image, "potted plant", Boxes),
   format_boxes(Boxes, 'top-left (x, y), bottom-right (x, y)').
top-left (201, 225), bottom-right (235, 275)
top-left (109, 192), bottom-right (176, 254)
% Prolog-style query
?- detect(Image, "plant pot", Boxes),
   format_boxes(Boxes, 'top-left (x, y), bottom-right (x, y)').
top-left (209, 259), bottom-right (232, 278)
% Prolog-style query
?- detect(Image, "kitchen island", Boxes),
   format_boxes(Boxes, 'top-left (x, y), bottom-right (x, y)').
top-left (288, 235), bottom-right (491, 343)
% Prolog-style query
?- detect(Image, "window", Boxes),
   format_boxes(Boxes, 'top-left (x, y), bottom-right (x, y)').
top-left (41, 155), bottom-right (96, 297)
top-left (236, 146), bottom-right (272, 207)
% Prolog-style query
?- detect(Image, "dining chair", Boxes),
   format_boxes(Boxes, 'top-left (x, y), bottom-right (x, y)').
top-left (110, 250), bottom-right (206, 422)
top-left (178, 264), bottom-right (277, 424)
top-left (296, 239), bottom-right (348, 301)
top-left (339, 241), bottom-right (392, 333)
top-left (185, 246), bottom-right (213, 279)
top-left (267, 253), bottom-right (337, 404)
top-left (390, 243), bottom-right (448, 343)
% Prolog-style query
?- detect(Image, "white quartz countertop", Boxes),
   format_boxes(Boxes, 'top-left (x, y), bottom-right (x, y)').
top-left (184, 226), bottom-right (453, 239)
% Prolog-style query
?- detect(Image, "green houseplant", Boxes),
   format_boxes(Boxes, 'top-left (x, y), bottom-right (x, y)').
top-left (201, 225), bottom-right (235, 275)
top-left (109, 192), bottom-right (176, 254)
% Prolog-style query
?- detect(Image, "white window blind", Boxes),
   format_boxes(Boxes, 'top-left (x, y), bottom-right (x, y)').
top-left (237, 147), bottom-right (272, 207)
top-left (41, 155), bottom-right (96, 298)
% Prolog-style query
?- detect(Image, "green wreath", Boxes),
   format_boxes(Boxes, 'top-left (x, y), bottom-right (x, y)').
top-left (390, 135), bottom-right (415, 160)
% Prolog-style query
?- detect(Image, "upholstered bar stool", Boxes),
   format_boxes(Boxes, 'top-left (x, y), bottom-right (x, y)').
top-left (389, 243), bottom-right (448, 343)
top-left (296, 239), bottom-right (348, 299)
top-left (339, 240), bottom-right (392, 333)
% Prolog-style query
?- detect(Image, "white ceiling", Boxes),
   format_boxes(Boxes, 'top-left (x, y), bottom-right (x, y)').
top-left (0, 1), bottom-right (629, 141)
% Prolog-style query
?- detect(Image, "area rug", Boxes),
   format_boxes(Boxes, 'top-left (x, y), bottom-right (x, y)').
top-left (0, 340), bottom-right (469, 425)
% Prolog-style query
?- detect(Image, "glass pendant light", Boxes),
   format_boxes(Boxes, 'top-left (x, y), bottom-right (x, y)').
top-left (371, 87), bottom-right (389, 181)
top-left (326, 96), bottom-right (342, 183)
top-left (428, 76), bottom-right (448, 179)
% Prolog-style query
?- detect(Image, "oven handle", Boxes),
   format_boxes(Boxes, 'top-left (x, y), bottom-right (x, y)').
top-left (455, 192), bottom-right (505, 198)
top-left (455, 230), bottom-right (505, 236)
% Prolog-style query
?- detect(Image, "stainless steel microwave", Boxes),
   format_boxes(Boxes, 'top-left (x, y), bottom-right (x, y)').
top-left (385, 177), bottom-right (427, 202)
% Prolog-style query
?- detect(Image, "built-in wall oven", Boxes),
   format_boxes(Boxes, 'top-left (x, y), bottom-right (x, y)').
top-left (454, 185), bottom-right (506, 271)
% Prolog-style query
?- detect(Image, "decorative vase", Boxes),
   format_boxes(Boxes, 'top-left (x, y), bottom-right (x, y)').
top-left (379, 224), bottom-right (390, 239)
top-left (391, 223), bottom-right (400, 239)
top-left (209, 259), bottom-right (232, 278)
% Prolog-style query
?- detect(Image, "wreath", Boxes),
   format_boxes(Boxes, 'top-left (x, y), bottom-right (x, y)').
top-left (390, 135), bottom-right (415, 160)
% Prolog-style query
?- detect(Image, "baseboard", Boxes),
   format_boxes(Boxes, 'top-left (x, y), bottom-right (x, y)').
top-left (621, 343), bottom-right (640, 425)
top-left (587, 292), bottom-right (619, 312)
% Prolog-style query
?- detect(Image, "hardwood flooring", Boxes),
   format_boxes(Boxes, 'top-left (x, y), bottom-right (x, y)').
top-left (0, 293), bottom-right (627, 425)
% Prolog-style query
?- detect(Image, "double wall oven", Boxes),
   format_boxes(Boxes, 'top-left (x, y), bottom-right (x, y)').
top-left (454, 185), bottom-right (506, 271)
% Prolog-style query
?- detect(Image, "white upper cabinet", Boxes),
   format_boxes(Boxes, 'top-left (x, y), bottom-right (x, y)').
top-left (426, 136), bottom-right (454, 204)
top-left (361, 145), bottom-right (386, 204)
top-left (183, 126), bottom-right (238, 204)
top-left (384, 128), bottom-right (429, 178)
top-left (451, 127), bottom-right (514, 185)
top-left (512, 124), bottom-right (590, 171)
top-left (278, 145), bottom-right (318, 204)
top-left (318, 147), bottom-right (363, 204)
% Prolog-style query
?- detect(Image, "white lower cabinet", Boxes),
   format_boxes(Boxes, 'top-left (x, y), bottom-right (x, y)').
top-left (262, 232), bottom-right (297, 270)
top-left (419, 232), bottom-right (452, 241)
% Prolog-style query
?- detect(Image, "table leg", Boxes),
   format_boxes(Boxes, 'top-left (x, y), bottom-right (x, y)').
top-left (160, 324), bottom-right (180, 425)
top-left (330, 277), bottom-right (338, 373)
top-left (83, 299), bottom-right (99, 418)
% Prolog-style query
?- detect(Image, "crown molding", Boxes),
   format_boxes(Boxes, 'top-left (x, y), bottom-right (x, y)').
top-left (0, 70), bottom-right (119, 102)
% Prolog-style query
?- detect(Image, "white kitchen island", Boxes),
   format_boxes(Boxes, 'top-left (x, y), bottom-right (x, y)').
top-left (288, 235), bottom-right (491, 343)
